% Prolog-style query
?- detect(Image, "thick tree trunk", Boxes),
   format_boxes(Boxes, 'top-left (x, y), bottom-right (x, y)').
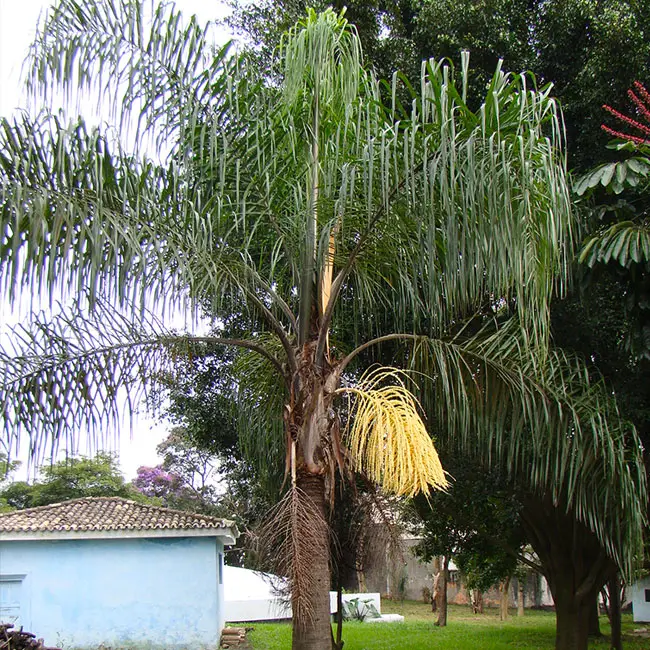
top-left (608, 574), bottom-right (622, 650)
top-left (554, 589), bottom-right (590, 650)
top-left (520, 496), bottom-right (615, 650)
top-left (517, 580), bottom-right (525, 617)
top-left (292, 473), bottom-right (332, 650)
top-left (436, 556), bottom-right (449, 627)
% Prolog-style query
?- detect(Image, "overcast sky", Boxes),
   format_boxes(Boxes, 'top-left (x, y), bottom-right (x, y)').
top-left (0, 0), bottom-right (233, 479)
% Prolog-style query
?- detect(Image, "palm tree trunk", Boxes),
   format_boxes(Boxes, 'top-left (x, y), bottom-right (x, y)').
top-left (292, 472), bottom-right (331, 650)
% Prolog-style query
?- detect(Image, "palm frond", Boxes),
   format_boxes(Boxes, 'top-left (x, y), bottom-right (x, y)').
top-left (409, 324), bottom-right (646, 580)
top-left (28, 0), bottom-right (233, 150)
top-left (232, 338), bottom-right (288, 492)
top-left (0, 301), bottom-right (285, 463)
top-left (0, 114), bottom-right (297, 346)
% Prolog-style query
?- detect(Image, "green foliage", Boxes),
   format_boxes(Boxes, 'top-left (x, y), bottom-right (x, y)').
top-left (412, 454), bottom-right (522, 593)
top-left (155, 347), bottom-right (282, 521)
top-left (574, 136), bottom-right (650, 360)
top-left (341, 597), bottom-right (380, 621)
top-left (231, 0), bottom-right (650, 170)
top-left (0, 452), bottom-right (147, 510)
top-left (0, 7), bottom-right (646, 643)
top-left (0, 451), bottom-right (20, 480)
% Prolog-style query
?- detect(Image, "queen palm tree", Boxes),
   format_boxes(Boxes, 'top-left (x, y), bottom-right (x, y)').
top-left (0, 4), bottom-right (645, 649)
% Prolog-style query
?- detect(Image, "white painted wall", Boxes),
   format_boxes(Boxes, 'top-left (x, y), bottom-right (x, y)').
top-left (223, 567), bottom-right (384, 623)
top-left (224, 566), bottom-right (291, 622)
top-left (631, 577), bottom-right (650, 622)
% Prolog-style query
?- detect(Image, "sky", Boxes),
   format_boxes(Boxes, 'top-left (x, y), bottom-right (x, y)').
top-left (0, 0), bottom-right (234, 479)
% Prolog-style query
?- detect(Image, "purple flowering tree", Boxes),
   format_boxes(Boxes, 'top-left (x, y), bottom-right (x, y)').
top-left (132, 465), bottom-right (189, 504)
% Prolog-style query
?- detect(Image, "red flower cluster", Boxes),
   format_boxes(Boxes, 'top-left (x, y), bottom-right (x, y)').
top-left (602, 81), bottom-right (650, 144)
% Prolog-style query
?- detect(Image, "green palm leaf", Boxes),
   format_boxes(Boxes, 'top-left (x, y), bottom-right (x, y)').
top-left (580, 220), bottom-right (650, 267)
top-left (0, 301), bottom-right (286, 462)
top-left (409, 323), bottom-right (645, 580)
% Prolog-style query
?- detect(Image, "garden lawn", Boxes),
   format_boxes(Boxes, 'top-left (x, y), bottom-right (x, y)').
top-left (245, 601), bottom-right (650, 649)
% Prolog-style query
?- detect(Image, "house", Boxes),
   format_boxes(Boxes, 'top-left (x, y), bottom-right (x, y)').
top-left (0, 497), bottom-right (238, 649)
top-left (631, 577), bottom-right (650, 622)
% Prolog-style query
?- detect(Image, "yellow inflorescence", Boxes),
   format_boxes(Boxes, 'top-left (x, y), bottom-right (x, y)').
top-left (338, 368), bottom-right (448, 497)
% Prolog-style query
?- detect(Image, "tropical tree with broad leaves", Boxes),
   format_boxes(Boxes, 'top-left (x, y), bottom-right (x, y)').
top-left (0, 4), bottom-right (646, 649)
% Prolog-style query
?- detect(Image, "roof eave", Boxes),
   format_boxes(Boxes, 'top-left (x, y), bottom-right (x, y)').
top-left (0, 526), bottom-right (238, 545)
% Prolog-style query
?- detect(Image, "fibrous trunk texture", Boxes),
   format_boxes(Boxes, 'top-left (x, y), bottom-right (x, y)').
top-left (291, 473), bottom-right (331, 650)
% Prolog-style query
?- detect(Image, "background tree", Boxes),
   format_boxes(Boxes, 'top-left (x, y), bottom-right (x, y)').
top-left (0, 453), bottom-right (146, 509)
top-left (229, 0), bottom-right (650, 170)
top-left (413, 454), bottom-right (524, 626)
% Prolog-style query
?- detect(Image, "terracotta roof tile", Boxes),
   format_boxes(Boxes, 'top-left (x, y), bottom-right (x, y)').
top-left (0, 497), bottom-right (237, 535)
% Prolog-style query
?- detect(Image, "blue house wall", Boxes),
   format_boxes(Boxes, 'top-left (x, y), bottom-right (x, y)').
top-left (0, 535), bottom-right (225, 649)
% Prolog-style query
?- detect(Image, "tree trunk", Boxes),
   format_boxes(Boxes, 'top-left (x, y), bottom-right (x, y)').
top-left (357, 569), bottom-right (367, 593)
top-left (520, 496), bottom-right (615, 650)
top-left (608, 574), bottom-right (622, 650)
top-left (332, 584), bottom-right (344, 650)
top-left (292, 473), bottom-right (332, 650)
top-left (587, 591), bottom-right (601, 637)
top-left (435, 556), bottom-right (449, 627)
top-left (500, 576), bottom-right (511, 621)
top-left (471, 589), bottom-right (483, 614)
top-left (517, 580), bottom-right (525, 617)
top-left (356, 534), bottom-right (367, 592)
top-left (431, 557), bottom-right (440, 612)
top-left (554, 591), bottom-right (590, 650)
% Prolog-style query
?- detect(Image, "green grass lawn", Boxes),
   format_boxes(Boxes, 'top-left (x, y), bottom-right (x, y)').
top-left (244, 601), bottom-right (650, 649)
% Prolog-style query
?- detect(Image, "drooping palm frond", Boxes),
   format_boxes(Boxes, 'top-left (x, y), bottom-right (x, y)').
top-left (407, 324), bottom-right (646, 580)
top-left (6, 4), bottom-right (574, 362)
top-left (0, 113), bottom-right (298, 357)
top-left (256, 486), bottom-right (330, 627)
top-left (337, 367), bottom-right (447, 498)
top-left (0, 300), bottom-right (286, 462)
top-left (232, 338), bottom-right (288, 492)
top-left (28, 0), bottom-right (234, 148)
